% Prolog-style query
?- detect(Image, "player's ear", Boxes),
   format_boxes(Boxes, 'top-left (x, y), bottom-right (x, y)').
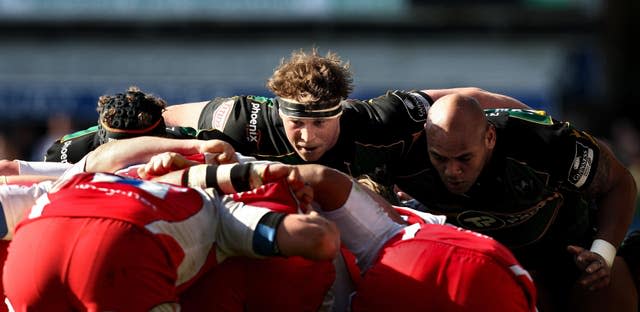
top-left (485, 124), bottom-right (496, 149)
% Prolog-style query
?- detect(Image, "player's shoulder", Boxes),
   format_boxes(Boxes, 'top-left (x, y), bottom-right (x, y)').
top-left (205, 95), bottom-right (277, 120)
top-left (58, 125), bottom-right (99, 142)
top-left (165, 126), bottom-right (197, 139)
top-left (213, 95), bottom-right (276, 107)
top-left (45, 126), bottom-right (100, 163)
top-left (485, 108), bottom-right (554, 126)
top-left (345, 90), bottom-right (431, 123)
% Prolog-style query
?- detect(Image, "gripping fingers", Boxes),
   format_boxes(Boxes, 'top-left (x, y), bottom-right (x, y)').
top-left (138, 153), bottom-right (172, 178)
top-left (201, 140), bottom-right (237, 163)
top-left (579, 261), bottom-right (611, 290)
top-left (261, 164), bottom-right (291, 183)
top-left (293, 185), bottom-right (314, 211)
top-left (286, 168), bottom-right (306, 190)
top-left (568, 245), bottom-right (612, 290)
top-left (140, 152), bottom-right (193, 178)
top-left (216, 151), bottom-right (238, 164)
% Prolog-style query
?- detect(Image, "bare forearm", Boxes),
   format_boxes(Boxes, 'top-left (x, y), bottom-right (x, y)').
top-left (277, 212), bottom-right (340, 261)
top-left (296, 164), bottom-right (351, 210)
top-left (422, 87), bottom-right (531, 109)
top-left (163, 101), bottom-right (209, 128)
top-left (0, 160), bottom-right (19, 175)
top-left (149, 169), bottom-right (186, 185)
top-left (86, 136), bottom-right (204, 173)
top-left (595, 167), bottom-right (637, 248)
top-left (296, 164), bottom-right (405, 224)
top-left (2, 175), bottom-right (58, 184)
top-left (591, 141), bottom-right (638, 247)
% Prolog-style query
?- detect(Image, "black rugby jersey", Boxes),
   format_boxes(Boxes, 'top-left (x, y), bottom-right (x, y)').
top-left (196, 90), bottom-right (433, 198)
top-left (407, 108), bottom-right (600, 265)
top-left (44, 126), bottom-right (197, 163)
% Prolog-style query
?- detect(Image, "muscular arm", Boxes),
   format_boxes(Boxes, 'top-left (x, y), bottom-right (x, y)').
top-left (295, 164), bottom-right (405, 224)
top-left (163, 101), bottom-right (210, 128)
top-left (422, 87), bottom-right (531, 109)
top-left (0, 160), bottom-right (18, 175)
top-left (295, 164), bottom-right (407, 270)
top-left (152, 161), bottom-right (341, 261)
top-left (85, 136), bottom-right (235, 173)
top-left (586, 139), bottom-right (637, 248)
top-left (2, 175), bottom-right (57, 184)
top-left (277, 211), bottom-right (340, 260)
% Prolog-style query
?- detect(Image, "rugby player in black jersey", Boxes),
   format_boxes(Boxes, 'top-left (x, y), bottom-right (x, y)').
top-left (43, 86), bottom-right (196, 164)
top-left (419, 93), bottom-right (638, 312)
top-left (163, 48), bottom-right (530, 204)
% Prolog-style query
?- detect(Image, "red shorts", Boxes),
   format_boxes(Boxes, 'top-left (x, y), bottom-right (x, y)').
top-left (4, 217), bottom-right (178, 311)
top-left (0, 240), bottom-right (9, 312)
top-left (351, 224), bottom-right (537, 312)
top-left (180, 256), bottom-right (335, 311)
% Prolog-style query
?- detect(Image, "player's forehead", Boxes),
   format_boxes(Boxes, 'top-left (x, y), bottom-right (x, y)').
top-left (429, 136), bottom-right (482, 158)
top-left (431, 148), bottom-right (476, 161)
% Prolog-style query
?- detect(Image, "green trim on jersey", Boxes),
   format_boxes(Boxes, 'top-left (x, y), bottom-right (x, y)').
top-left (248, 95), bottom-right (270, 103)
top-left (247, 96), bottom-right (275, 108)
top-left (485, 109), bottom-right (554, 125)
top-left (174, 126), bottom-right (197, 137)
top-left (60, 125), bottom-right (99, 142)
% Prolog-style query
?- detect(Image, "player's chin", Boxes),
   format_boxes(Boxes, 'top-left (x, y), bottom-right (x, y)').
top-left (445, 182), bottom-right (469, 194)
top-left (296, 149), bottom-right (322, 161)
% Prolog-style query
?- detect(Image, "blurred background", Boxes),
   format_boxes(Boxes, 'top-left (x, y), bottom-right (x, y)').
top-left (0, 0), bottom-right (638, 180)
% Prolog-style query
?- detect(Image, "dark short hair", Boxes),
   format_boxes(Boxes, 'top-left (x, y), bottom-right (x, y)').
top-left (96, 86), bottom-right (167, 144)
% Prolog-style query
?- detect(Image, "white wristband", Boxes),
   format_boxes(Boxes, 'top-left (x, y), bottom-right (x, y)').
top-left (590, 239), bottom-right (616, 268)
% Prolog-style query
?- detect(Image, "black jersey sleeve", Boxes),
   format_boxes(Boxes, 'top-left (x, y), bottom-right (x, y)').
top-left (44, 127), bottom-right (100, 164)
top-left (550, 122), bottom-right (600, 190)
top-left (44, 125), bottom-right (197, 164)
top-left (342, 90), bottom-right (432, 144)
top-left (489, 109), bottom-right (601, 191)
top-left (196, 96), bottom-right (293, 157)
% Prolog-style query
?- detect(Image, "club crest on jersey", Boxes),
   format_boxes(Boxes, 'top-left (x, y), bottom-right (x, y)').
top-left (246, 102), bottom-right (262, 145)
top-left (568, 141), bottom-right (594, 188)
top-left (391, 91), bottom-right (429, 122)
top-left (458, 211), bottom-right (507, 230)
top-left (211, 99), bottom-right (234, 130)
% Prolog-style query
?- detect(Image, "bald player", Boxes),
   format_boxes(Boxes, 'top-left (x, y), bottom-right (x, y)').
top-left (414, 93), bottom-right (638, 311)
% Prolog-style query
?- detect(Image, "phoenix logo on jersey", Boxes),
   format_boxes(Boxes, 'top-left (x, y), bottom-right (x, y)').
top-left (246, 102), bottom-right (262, 145)
top-left (59, 140), bottom-right (73, 163)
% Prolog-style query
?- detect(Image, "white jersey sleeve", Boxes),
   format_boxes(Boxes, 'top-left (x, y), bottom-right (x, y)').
top-left (316, 181), bottom-right (404, 272)
top-left (206, 190), bottom-right (271, 263)
top-left (0, 181), bottom-right (53, 240)
top-left (16, 160), bottom-right (74, 177)
top-left (51, 155), bottom-right (87, 186)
